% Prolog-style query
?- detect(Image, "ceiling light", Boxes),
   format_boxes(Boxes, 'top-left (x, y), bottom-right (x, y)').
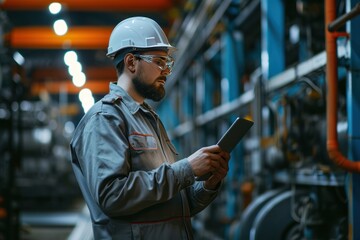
top-left (68, 61), bottom-right (82, 76)
top-left (79, 88), bottom-right (94, 113)
top-left (64, 51), bottom-right (78, 66)
top-left (49, 2), bottom-right (62, 14)
top-left (53, 19), bottom-right (68, 36)
top-left (13, 51), bottom-right (25, 65)
top-left (72, 72), bottom-right (86, 88)
top-left (81, 97), bottom-right (95, 113)
top-left (79, 88), bottom-right (92, 102)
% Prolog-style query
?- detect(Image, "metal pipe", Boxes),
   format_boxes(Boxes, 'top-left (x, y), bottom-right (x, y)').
top-left (328, 3), bottom-right (360, 32)
top-left (325, 0), bottom-right (360, 172)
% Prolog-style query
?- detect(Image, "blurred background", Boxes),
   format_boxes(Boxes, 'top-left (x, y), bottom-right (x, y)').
top-left (1, 0), bottom-right (360, 239)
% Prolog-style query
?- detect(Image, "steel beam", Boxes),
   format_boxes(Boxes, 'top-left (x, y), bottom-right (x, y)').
top-left (261, 0), bottom-right (285, 80)
top-left (31, 80), bottom-right (110, 95)
top-left (9, 27), bottom-right (112, 49)
top-left (1, 0), bottom-right (171, 11)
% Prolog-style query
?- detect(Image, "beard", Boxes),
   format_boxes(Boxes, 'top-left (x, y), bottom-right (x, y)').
top-left (133, 74), bottom-right (166, 102)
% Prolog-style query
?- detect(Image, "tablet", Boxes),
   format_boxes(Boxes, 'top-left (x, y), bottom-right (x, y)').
top-left (196, 117), bottom-right (254, 181)
top-left (217, 117), bottom-right (254, 152)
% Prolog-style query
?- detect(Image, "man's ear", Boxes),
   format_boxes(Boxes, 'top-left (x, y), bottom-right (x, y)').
top-left (124, 53), bottom-right (136, 73)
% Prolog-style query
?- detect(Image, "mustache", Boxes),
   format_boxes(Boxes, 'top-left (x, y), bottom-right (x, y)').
top-left (157, 76), bottom-right (167, 82)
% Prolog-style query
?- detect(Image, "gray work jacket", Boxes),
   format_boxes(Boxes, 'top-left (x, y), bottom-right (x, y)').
top-left (70, 83), bottom-right (220, 239)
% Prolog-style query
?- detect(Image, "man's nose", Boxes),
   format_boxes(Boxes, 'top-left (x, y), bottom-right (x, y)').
top-left (161, 67), bottom-right (171, 76)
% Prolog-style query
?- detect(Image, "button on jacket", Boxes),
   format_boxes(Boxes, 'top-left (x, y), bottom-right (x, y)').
top-left (70, 83), bottom-right (220, 239)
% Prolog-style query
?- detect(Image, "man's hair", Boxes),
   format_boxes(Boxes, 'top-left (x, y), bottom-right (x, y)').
top-left (115, 61), bottom-right (125, 76)
top-left (114, 50), bottom-right (141, 76)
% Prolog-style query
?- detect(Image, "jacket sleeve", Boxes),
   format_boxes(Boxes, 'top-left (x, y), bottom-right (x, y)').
top-left (74, 110), bottom-right (195, 217)
top-left (185, 180), bottom-right (222, 216)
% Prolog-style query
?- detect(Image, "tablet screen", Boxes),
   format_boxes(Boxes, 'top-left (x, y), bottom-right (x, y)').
top-left (196, 117), bottom-right (254, 181)
top-left (217, 117), bottom-right (254, 152)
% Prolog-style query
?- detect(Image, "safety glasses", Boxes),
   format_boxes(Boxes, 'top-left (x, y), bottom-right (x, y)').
top-left (134, 54), bottom-right (174, 74)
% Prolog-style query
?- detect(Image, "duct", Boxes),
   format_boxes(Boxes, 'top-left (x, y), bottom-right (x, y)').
top-left (325, 0), bottom-right (360, 172)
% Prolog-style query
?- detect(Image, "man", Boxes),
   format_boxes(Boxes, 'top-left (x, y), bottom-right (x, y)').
top-left (70, 16), bottom-right (230, 239)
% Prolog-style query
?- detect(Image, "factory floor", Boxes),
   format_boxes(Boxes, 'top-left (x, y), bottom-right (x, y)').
top-left (21, 226), bottom-right (74, 240)
top-left (18, 200), bottom-right (93, 240)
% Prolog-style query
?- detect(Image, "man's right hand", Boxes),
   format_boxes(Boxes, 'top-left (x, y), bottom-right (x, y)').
top-left (187, 145), bottom-right (230, 178)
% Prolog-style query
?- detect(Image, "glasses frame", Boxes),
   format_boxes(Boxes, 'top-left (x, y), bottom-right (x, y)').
top-left (133, 54), bottom-right (174, 74)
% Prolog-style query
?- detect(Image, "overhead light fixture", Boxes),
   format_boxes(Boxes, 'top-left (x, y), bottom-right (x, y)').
top-left (49, 2), bottom-right (62, 14)
top-left (64, 51), bottom-right (78, 66)
top-left (13, 51), bottom-right (25, 65)
top-left (53, 19), bottom-right (68, 36)
top-left (79, 88), bottom-right (92, 102)
top-left (68, 61), bottom-right (82, 76)
top-left (79, 88), bottom-right (94, 113)
top-left (82, 99), bottom-right (94, 113)
top-left (72, 72), bottom-right (86, 88)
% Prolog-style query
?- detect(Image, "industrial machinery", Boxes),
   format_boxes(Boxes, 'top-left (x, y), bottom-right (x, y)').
top-left (155, 0), bottom-right (360, 239)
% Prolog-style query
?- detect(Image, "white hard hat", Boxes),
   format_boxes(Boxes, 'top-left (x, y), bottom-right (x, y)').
top-left (107, 16), bottom-right (175, 61)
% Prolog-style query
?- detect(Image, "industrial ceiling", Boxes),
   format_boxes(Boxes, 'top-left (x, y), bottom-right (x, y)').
top-left (0, 0), bottom-right (183, 119)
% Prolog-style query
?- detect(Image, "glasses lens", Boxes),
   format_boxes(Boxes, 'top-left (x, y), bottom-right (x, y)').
top-left (153, 56), bottom-right (174, 71)
top-left (153, 58), bottom-right (167, 70)
top-left (165, 57), bottom-right (174, 70)
top-left (136, 54), bottom-right (174, 72)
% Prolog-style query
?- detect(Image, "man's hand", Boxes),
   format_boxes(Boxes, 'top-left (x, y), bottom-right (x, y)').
top-left (187, 145), bottom-right (230, 189)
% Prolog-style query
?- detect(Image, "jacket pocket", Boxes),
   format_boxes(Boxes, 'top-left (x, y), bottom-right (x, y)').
top-left (129, 132), bottom-right (158, 151)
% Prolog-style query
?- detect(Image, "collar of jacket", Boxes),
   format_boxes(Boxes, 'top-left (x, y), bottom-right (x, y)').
top-left (109, 82), bottom-right (158, 116)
